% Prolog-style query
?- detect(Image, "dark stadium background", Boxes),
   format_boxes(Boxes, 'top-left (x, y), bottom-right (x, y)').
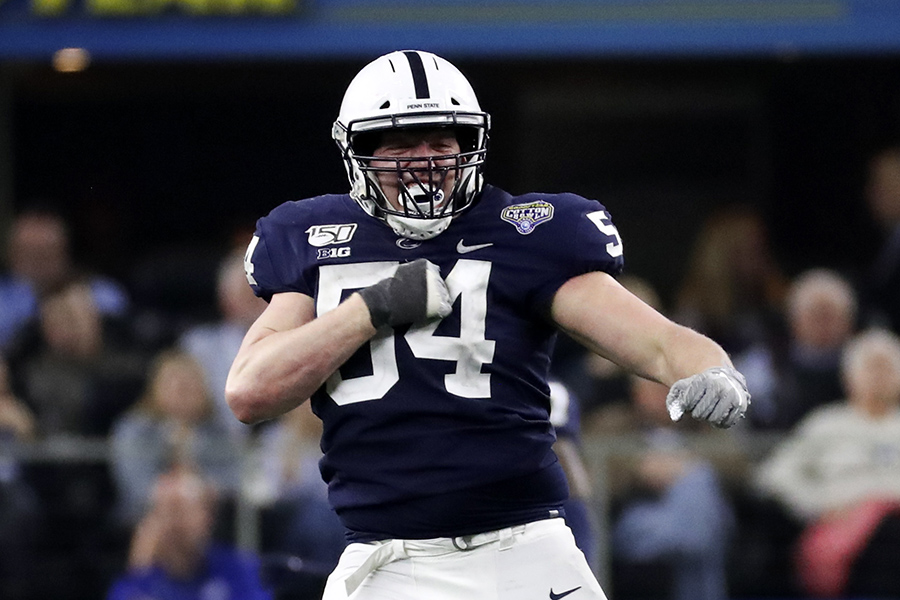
top-left (6, 56), bottom-right (900, 314)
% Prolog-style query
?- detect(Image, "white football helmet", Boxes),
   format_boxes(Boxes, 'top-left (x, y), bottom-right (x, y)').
top-left (333, 50), bottom-right (490, 240)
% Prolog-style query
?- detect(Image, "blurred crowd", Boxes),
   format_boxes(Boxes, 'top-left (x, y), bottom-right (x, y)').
top-left (0, 207), bottom-right (340, 599)
top-left (2, 146), bottom-right (900, 600)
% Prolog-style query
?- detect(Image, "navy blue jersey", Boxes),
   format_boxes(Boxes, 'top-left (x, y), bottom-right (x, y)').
top-left (245, 184), bottom-right (624, 541)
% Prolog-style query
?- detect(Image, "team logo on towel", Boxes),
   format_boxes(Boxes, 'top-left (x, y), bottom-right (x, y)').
top-left (501, 201), bottom-right (554, 235)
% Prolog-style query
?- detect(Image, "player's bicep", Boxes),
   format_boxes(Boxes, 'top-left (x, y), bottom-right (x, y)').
top-left (550, 271), bottom-right (673, 381)
top-left (242, 292), bottom-right (315, 347)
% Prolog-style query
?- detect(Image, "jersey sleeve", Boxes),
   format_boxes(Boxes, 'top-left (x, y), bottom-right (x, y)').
top-left (243, 204), bottom-right (316, 302)
top-left (529, 193), bottom-right (625, 312)
top-left (571, 198), bottom-right (625, 276)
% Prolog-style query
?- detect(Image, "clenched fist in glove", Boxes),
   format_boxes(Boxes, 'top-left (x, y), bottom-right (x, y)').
top-left (665, 366), bottom-right (750, 428)
top-left (358, 258), bottom-right (452, 328)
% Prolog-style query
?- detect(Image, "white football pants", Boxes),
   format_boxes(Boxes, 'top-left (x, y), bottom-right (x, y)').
top-left (322, 518), bottom-right (608, 600)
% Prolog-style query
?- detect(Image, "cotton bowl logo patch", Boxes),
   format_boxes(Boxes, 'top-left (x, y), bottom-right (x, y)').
top-left (501, 201), bottom-right (554, 235)
top-left (306, 223), bottom-right (358, 247)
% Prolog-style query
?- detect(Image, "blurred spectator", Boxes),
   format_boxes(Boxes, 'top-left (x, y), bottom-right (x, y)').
top-left (0, 357), bottom-right (43, 600)
top-left (179, 248), bottom-right (266, 438)
top-left (105, 466), bottom-right (273, 600)
top-left (754, 328), bottom-right (900, 598)
top-left (4, 331), bottom-right (127, 600)
top-left (862, 146), bottom-right (900, 333)
top-left (0, 207), bottom-right (129, 352)
top-left (674, 205), bottom-right (788, 355)
top-left (610, 376), bottom-right (735, 600)
top-left (548, 379), bottom-right (600, 573)
top-left (736, 268), bottom-right (857, 429)
top-left (0, 357), bottom-right (36, 440)
top-left (246, 403), bottom-right (344, 572)
top-left (6, 279), bottom-right (147, 437)
top-left (110, 349), bottom-right (243, 526)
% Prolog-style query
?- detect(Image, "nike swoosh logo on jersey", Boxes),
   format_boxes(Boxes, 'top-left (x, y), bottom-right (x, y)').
top-left (457, 240), bottom-right (494, 254)
top-left (549, 586), bottom-right (582, 600)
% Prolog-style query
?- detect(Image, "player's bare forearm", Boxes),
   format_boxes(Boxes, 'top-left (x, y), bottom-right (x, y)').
top-left (551, 271), bottom-right (731, 386)
top-left (651, 321), bottom-right (733, 384)
top-left (225, 292), bottom-right (376, 424)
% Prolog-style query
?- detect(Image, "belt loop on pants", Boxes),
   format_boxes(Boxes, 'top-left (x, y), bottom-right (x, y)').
top-left (344, 539), bottom-right (407, 597)
top-left (498, 526), bottom-right (515, 551)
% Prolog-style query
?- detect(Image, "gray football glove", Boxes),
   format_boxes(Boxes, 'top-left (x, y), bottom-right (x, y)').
top-left (665, 366), bottom-right (750, 428)
top-left (358, 258), bottom-right (452, 328)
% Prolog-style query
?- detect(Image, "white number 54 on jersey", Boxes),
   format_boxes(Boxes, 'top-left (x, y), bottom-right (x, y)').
top-left (317, 259), bottom-right (496, 406)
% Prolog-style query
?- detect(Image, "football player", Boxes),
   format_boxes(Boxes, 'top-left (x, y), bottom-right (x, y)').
top-left (226, 50), bottom-right (750, 600)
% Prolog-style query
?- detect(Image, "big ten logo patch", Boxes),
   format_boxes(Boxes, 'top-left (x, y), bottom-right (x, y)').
top-left (317, 247), bottom-right (351, 260)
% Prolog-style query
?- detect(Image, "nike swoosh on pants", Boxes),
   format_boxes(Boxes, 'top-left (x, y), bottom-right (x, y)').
top-left (549, 586), bottom-right (582, 600)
